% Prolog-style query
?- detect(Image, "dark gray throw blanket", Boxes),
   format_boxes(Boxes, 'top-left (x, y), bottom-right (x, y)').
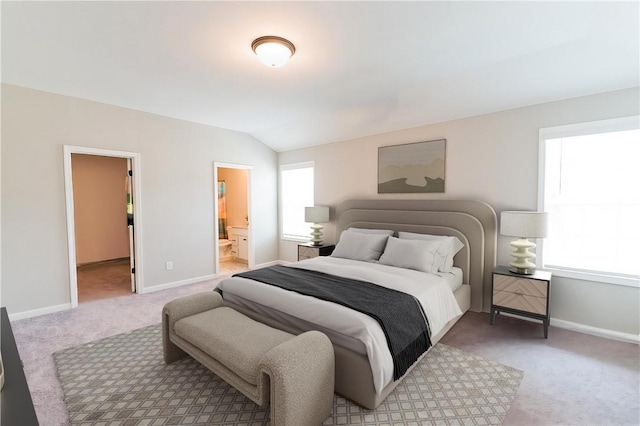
top-left (232, 265), bottom-right (431, 380)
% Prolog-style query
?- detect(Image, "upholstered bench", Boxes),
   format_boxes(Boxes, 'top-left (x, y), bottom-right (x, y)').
top-left (162, 291), bottom-right (335, 426)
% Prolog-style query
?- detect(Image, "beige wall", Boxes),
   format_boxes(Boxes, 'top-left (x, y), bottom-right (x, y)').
top-left (278, 87), bottom-right (640, 337)
top-left (1, 84), bottom-right (278, 316)
top-left (218, 168), bottom-right (248, 229)
top-left (2, 81), bottom-right (637, 337)
top-left (72, 154), bottom-right (129, 264)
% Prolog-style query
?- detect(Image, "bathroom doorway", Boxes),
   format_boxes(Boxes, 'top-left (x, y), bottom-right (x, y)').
top-left (214, 162), bottom-right (252, 276)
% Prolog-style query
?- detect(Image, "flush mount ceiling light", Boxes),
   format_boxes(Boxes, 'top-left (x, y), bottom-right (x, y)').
top-left (251, 36), bottom-right (296, 68)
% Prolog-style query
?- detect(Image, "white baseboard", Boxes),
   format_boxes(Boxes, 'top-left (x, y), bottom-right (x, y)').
top-left (550, 317), bottom-right (639, 344)
top-left (141, 274), bottom-right (218, 294)
top-left (9, 303), bottom-right (72, 321)
top-left (14, 264), bottom-right (636, 345)
top-left (9, 272), bottom-right (225, 320)
top-left (8, 261), bottom-right (282, 321)
top-left (253, 260), bottom-right (284, 269)
top-left (143, 261), bottom-right (285, 294)
top-left (500, 312), bottom-right (639, 344)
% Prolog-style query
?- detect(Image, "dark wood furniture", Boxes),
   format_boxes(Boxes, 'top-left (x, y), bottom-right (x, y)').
top-left (1, 307), bottom-right (39, 425)
top-left (297, 243), bottom-right (335, 261)
top-left (490, 266), bottom-right (552, 338)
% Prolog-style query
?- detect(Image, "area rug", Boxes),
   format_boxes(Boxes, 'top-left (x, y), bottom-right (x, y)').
top-left (54, 324), bottom-right (523, 425)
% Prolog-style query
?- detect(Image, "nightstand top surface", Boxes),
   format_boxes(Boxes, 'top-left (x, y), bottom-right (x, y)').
top-left (298, 242), bottom-right (335, 248)
top-left (493, 265), bottom-right (551, 281)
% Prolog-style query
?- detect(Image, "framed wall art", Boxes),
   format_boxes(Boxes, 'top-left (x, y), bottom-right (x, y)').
top-left (378, 139), bottom-right (446, 193)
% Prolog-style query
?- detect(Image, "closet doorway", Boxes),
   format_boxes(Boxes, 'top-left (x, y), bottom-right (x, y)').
top-left (214, 162), bottom-right (252, 276)
top-left (63, 146), bottom-right (144, 307)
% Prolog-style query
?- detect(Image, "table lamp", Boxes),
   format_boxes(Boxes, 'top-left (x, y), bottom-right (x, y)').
top-left (500, 211), bottom-right (549, 274)
top-left (305, 206), bottom-right (330, 246)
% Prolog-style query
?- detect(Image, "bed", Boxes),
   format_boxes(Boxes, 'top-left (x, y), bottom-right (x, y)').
top-left (217, 199), bottom-right (497, 409)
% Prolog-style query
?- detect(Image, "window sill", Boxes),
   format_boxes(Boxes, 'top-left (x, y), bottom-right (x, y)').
top-left (544, 267), bottom-right (640, 288)
top-left (281, 236), bottom-right (311, 244)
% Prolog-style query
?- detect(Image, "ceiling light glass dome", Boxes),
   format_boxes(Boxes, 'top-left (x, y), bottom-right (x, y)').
top-left (251, 36), bottom-right (295, 68)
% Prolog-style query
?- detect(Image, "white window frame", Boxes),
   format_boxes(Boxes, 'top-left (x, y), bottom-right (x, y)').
top-left (538, 115), bottom-right (640, 288)
top-left (280, 161), bottom-right (315, 242)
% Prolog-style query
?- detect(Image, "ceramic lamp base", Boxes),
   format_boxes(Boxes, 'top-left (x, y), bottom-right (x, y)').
top-left (509, 238), bottom-right (537, 275)
top-left (309, 223), bottom-right (324, 246)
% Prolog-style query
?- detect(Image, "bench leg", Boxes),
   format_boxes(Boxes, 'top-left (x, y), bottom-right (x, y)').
top-left (261, 331), bottom-right (335, 426)
top-left (162, 312), bottom-right (188, 363)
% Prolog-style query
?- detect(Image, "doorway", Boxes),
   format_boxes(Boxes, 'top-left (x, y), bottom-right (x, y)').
top-left (63, 146), bottom-right (144, 307)
top-left (214, 162), bottom-right (252, 275)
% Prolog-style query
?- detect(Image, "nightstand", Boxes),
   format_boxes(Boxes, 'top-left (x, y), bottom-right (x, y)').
top-left (490, 266), bottom-right (552, 338)
top-left (298, 243), bottom-right (335, 261)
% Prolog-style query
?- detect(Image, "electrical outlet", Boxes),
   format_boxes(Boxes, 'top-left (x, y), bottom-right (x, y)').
top-left (166, 261), bottom-right (173, 271)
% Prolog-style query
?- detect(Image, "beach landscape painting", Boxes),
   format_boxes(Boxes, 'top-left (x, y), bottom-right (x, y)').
top-left (378, 139), bottom-right (446, 193)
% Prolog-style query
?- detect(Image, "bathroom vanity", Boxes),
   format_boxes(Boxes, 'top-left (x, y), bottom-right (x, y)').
top-left (228, 227), bottom-right (249, 262)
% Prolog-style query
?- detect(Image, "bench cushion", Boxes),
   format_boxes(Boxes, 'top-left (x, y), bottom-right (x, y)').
top-left (174, 307), bottom-right (293, 384)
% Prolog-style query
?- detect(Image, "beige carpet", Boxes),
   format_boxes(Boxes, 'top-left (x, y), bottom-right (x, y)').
top-left (54, 324), bottom-right (523, 425)
top-left (77, 258), bottom-right (132, 302)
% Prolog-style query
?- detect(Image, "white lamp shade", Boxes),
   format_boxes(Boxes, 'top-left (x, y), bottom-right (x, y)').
top-left (500, 211), bottom-right (549, 238)
top-left (305, 206), bottom-right (329, 223)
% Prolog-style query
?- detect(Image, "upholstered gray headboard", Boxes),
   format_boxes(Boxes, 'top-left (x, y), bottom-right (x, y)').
top-left (336, 199), bottom-right (497, 312)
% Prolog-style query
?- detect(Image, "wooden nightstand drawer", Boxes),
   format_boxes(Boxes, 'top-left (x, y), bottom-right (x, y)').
top-left (298, 246), bottom-right (317, 260)
top-left (493, 274), bottom-right (547, 298)
top-left (493, 290), bottom-right (547, 315)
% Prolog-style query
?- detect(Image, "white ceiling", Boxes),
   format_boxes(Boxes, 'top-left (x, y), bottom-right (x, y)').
top-left (2, 1), bottom-right (638, 152)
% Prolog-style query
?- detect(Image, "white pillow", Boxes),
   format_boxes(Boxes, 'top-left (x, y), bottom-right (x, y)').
top-left (397, 232), bottom-right (464, 273)
top-left (331, 231), bottom-right (389, 262)
top-left (378, 236), bottom-right (441, 273)
top-left (348, 227), bottom-right (394, 236)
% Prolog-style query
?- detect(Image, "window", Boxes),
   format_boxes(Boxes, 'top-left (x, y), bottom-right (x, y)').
top-left (280, 162), bottom-right (314, 240)
top-left (539, 116), bottom-right (640, 286)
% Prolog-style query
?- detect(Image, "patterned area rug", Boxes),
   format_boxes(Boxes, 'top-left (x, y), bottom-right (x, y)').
top-left (54, 324), bottom-right (523, 425)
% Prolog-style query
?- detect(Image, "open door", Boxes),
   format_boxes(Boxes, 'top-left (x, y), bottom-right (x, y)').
top-left (126, 159), bottom-right (136, 292)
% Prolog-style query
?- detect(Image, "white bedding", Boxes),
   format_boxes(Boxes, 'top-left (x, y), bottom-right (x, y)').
top-left (440, 267), bottom-right (464, 292)
top-left (216, 256), bottom-right (462, 394)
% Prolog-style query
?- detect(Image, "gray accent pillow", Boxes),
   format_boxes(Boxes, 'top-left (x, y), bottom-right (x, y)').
top-left (331, 231), bottom-right (389, 262)
top-left (397, 232), bottom-right (465, 273)
top-left (378, 236), bottom-right (442, 273)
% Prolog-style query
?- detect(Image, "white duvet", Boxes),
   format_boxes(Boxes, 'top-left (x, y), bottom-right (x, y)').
top-left (216, 256), bottom-right (462, 394)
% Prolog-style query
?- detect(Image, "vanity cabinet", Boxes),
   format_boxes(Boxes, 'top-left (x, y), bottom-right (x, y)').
top-left (228, 227), bottom-right (249, 262)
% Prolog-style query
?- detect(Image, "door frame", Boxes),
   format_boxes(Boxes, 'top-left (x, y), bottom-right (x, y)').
top-left (63, 145), bottom-right (144, 307)
top-left (213, 162), bottom-right (253, 274)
